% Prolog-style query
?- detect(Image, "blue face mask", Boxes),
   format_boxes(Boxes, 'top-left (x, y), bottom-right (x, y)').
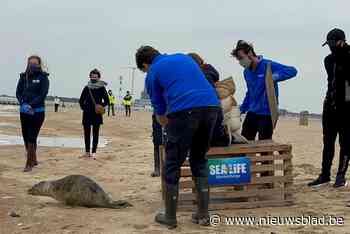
top-left (28, 64), bottom-right (41, 73)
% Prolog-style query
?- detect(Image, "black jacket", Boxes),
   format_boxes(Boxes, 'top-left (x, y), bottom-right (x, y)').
top-left (324, 44), bottom-right (350, 112)
top-left (79, 86), bottom-right (109, 125)
top-left (16, 72), bottom-right (50, 108)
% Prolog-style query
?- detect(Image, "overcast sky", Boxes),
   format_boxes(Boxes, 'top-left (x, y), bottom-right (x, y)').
top-left (1, 0), bottom-right (349, 113)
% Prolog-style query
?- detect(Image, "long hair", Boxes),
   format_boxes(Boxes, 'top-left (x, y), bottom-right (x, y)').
top-left (188, 53), bottom-right (205, 67)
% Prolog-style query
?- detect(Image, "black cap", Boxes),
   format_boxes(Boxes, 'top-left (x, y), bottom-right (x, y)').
top-left (322, 28), bottom-right (346, 47)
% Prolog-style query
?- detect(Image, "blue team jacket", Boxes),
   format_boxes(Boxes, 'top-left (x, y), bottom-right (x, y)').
top-left (145, 54), bottom-right (220, 116)
top-left (240, 56), bottom-right (298, 116)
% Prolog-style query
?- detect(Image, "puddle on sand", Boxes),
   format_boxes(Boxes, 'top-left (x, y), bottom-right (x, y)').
top-left (0, 123), bottom-right (18, 128)
top-left (0, 135), bottom-right (109, 148)
top-left (0, 112), bottom-right (17, 117)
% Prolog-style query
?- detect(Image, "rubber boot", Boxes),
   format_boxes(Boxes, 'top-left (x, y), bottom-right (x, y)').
top-left (23, 143), bottom-right (35, 172)
top-left (151, 145), bottom-right (160, 177)
top-left (334, 154), bottom-right (350, 188)
top-left (192, 177), bottom-right (210, 225)
top-left (155, 184), bottom-right (178, 229)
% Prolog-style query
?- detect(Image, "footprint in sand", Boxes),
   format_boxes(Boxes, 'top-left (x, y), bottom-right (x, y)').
top-left (296, 163), bottom-right (320, 175)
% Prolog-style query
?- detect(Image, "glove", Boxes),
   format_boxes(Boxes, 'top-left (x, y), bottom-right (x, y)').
top-left (20, 103), bottom-right (34, 115)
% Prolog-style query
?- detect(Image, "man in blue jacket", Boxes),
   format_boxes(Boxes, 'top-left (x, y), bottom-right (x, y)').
top-left (136, 46), bottom-right (220, 228)
top-left (231, 40), bottom-right (298, 140)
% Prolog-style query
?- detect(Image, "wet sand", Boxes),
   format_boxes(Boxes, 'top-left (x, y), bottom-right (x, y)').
top-left (1, 108), bottom-right (350, 234)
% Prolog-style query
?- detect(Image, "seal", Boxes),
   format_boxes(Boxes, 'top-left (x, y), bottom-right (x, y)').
top-left (28, 175), bottom-right (132, 209)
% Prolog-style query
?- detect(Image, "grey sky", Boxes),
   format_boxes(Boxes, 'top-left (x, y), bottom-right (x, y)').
top-left (1, 0), bottom-right (349, 113)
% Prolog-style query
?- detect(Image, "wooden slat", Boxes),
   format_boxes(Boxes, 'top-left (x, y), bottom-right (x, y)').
top-left (179, 188), bottom-right (288, 201)
top-left (179, 175), bottom-right (293, 189)
top-left (207, 141), bottom-right (292, 156)
top-left (179, 199), bottom-right (294, 211)
top-left (282, 150), bottom-right (294, 200)
top-left (182, 153), bottom-right (292, 166)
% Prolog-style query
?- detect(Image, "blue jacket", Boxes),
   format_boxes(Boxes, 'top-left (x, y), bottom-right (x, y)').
top-left (240, 57), bottom-right (297, 116)
top-left (145, 54), bottom-right (220, 115)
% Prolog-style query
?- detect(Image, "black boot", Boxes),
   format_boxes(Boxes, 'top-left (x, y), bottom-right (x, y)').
top-left (155, 184), bottom-right (178, 229)
top-left (192, 177), bottom-right (210, 226)
top-left (151, 145), bottom-right (160, 177)
top-left (334, 154), bottom-right (350, 188)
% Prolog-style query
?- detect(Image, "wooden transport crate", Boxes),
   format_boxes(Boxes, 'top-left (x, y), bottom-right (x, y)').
top-left (160, 140), bottom-right (294, 211)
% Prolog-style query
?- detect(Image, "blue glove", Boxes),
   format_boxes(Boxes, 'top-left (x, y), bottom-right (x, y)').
top-left (20, 103), bottom-right (34, 115)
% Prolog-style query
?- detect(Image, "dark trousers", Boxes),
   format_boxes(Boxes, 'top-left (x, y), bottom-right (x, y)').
top-left (54, 104), bottom-right (59, 112)
top-left (83, 124), bottom-right (100, 153)
top-left (164, 107), bottom-right (219, 185)
top-left (241, 112), bottom-right (273, 140)
top-left (211, 108), bottom-right (230, 147)
top-left (20, 112), bottom-right (45, 146)
top-left (125, 105), bottom-right (131, 117)
top-left (108, 104), bottom-right (115, 116)
top-left (321, 108), bottom-right (350, 178)
top-left (152, 114), bottom-right (163, 172)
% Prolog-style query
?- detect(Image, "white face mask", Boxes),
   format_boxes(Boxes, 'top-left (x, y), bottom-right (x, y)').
top-left (239, 58), bottom-right (252, 69)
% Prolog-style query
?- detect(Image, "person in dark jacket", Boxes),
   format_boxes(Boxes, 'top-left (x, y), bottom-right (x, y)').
top-left (188, 52), bottom-right (230, 147)
top-left (16, 55), bottom-right (50, 172)
top-left (231, 40), bottom-right (298, 140)
top-left (308, 29), bottom-right (350, 188)
top-left (79, 69), bottom-right (109, 160)
top-left (136, 46), bottom-right (220, 228)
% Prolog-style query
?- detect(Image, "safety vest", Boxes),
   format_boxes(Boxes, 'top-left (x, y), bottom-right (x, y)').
top-left (123, 95), bottom-right (132, 106)
top-left (108, 95), bottom-right (116, 104)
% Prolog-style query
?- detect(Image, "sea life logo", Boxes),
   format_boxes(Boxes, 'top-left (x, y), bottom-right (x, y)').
top-left (208, 157), bottom-right (251, 185)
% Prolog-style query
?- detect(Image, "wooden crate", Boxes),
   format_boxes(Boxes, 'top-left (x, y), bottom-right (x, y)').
top-left (160, 140), bottom-right (294, 211)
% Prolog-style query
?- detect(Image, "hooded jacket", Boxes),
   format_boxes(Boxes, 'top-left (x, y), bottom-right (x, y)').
top-left (323, 44), bottom-right (350, 112)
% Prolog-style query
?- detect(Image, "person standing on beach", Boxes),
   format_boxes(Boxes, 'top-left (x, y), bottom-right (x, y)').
top-left (136, 46), bottom-right (220, 228)
top-left (123, 91), bottom-right (132, 117)
top-left (79, 69), bottom-right (109, 160)
top-left (231, 40), bottom-right (298, 140)
top-left (54, 96), bottom-right (60, 112)
top-left (16, 55), bottom-right (50, 172)
top-left (107, 90), bottom-right (116, 116)
top-left (308, 29), bottom-right (350, 188)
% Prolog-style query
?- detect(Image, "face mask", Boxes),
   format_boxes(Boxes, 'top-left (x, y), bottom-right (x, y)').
top-left (28, 64), bottom-right (41, 73)
top-left (90, 79), bottom-right (98, 83)
top-left (239, 58), bottom-right (252, 69)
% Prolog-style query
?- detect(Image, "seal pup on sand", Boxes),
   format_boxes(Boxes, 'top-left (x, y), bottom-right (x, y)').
top-left (28, 175), bottom-right (132, 209)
